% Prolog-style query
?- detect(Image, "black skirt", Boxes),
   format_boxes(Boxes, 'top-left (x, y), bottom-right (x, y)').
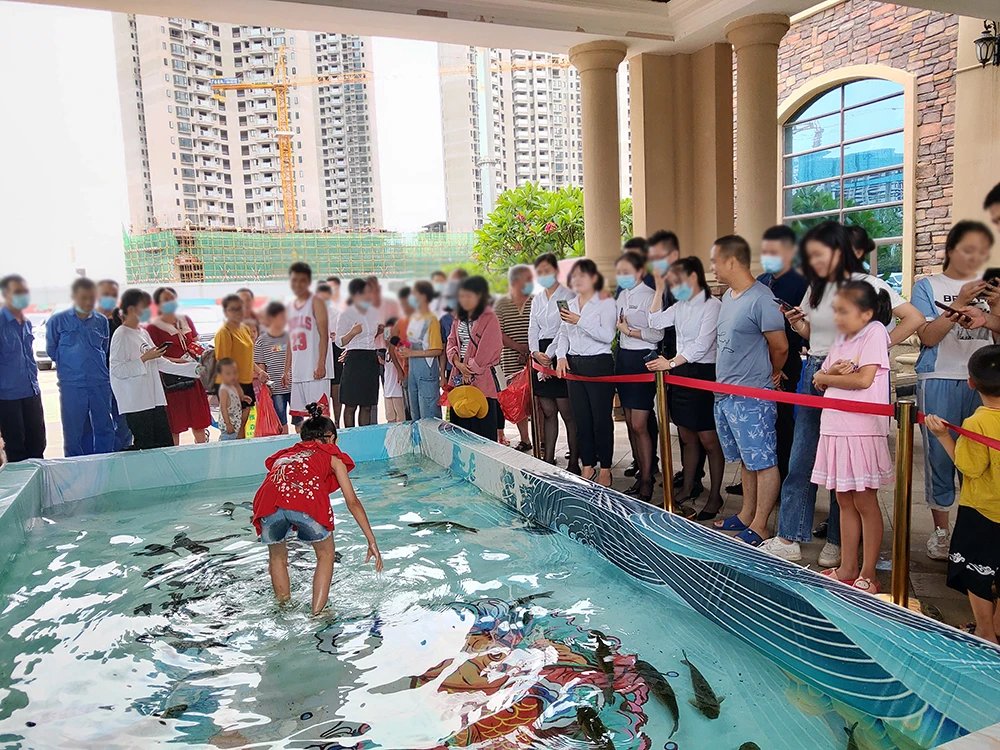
top-left (331, 344), bottom-right (344, 385)
top-left (615, 347), bottom-right (657, 411)
top-left (668, 362), bottom-right (717, 433)
top-left (532, 337), bottom-right (567, 399)
top-left (340, 349), bottom-right (380, 406)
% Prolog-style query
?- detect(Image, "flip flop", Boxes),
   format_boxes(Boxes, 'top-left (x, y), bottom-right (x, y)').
top-left (735, 528), bottom-right (764, 546)
top-left (713, 515), bottom-right (748, 531)
top-left (819, 568), bottom-right (856, 586)
top-left (852, 577), bottom-right (880, 594)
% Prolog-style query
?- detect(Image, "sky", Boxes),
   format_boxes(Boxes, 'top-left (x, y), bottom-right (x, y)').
top-left (0, 2), bottom-right (447, 285)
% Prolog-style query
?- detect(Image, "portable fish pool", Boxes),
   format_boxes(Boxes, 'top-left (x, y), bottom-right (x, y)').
top-left (0, 419), bottom-right (998, 749)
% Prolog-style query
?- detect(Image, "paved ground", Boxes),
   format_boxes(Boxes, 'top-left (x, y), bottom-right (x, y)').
top-left (32, 367), bottom-right (970, 629)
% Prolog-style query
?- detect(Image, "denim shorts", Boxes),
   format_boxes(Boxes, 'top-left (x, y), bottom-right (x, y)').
top-left (271, 391), bottom-right (290, 426)
top-left (713, 394), bottom-right (777, 471)
top-left (259, 508), bottom-right (332, 544)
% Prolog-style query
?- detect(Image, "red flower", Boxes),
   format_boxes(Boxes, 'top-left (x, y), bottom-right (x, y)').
top-left (516, 213), bottom-right (526, 222)
top-left (544, 222), bottom-right (557, 233)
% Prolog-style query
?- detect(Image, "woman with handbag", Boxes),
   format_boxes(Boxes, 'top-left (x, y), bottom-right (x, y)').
top-left (446, 276), bottom-right (503, 440)
top-left (147, 286), bottom-right (212, 445)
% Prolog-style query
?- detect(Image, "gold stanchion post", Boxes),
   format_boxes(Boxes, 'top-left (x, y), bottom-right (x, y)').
top-left (528, 363), bottom-right (542, 460)
top-left (656, 371), bottom-right (675, 513)
top-left (891, 399), bottom-right (916, 608)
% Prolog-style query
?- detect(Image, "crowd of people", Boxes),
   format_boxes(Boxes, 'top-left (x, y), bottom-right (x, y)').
top-left (2, 182), bottom-right (1000, 639)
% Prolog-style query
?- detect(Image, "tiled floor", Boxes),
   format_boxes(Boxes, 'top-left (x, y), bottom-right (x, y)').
top-left (33, 369), bottom-right (971, 629)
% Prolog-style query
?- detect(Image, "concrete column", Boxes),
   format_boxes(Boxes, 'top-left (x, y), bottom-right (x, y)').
top-left (569, 40), bottom-right (627, 279)
top-left (726, 14), bottom-right (789, 247)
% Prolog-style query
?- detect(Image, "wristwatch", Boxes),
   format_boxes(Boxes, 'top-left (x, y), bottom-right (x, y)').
top-left (668, 359), bottom-right (677, 369)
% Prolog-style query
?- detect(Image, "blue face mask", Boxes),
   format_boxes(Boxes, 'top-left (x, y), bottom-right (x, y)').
top-left (433, 282), bottom-right (445, 294)
top-left (760, 255), bottom-right (784, 275)
top-left (98, 295), bottom-right (117, 312)
top-left (407, 294), bottom-right (418, 309)
top-left (9, 293), bottom-right (30, 311)
top-left (160, 300), bottom-right (179, 315)
top-left (138, 308), bottom-right (152, 324)
top-left (74, 304), bottom-right (90, 315)
top-left (651, 259), bottom-right (670, 275)
top-left (536, 274), bottom-right (556, 289)
top-left (671, 283), bottom-right (694, 302)
top-left (522, 282), bottom-right (534, 295)
top-left (616, 275), bottom-right (637, 291)
top-left (355, 300), bottom-right (371, 312)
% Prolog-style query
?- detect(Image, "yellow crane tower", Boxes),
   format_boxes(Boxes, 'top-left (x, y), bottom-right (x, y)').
top-left (212, 50), bottom-right (572, 232)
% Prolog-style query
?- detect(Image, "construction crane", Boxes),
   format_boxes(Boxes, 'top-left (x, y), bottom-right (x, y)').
top-left (211, 51), bottom-right (572, 232)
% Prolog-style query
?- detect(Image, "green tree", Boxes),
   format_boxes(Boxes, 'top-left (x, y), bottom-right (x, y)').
top-left (472, 183), bottom-right (633, 276)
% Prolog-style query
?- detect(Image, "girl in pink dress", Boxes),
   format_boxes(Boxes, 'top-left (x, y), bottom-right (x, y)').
top-left (811, 280), bottom-right (894, 594)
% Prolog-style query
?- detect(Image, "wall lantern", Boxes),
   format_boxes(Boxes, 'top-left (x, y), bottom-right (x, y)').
top-left (975, 20), bottom-right (1000, 67)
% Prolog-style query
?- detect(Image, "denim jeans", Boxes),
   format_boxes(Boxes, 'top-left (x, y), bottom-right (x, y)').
top-left (776, 355), bottom-right (841, 545)
top-left (917, 378), bottom-right (981, 511)
top-left (407, 356), bottom-right (441, 420)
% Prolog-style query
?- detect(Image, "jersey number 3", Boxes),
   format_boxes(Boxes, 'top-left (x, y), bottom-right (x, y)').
top-left (291, 332), bottom-right (308, 352)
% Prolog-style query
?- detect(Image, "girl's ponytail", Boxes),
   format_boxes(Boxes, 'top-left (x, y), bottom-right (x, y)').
top-left (873, 288), bottom-right (893, 327)
top-left (839, 280), bottom-right (893, 326)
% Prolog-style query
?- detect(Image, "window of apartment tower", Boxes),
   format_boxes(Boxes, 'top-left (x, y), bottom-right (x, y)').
top-left (782, 79), bottom-right (904, 282)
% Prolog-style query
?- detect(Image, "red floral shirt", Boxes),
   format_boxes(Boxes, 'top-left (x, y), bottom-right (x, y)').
top-left (252, 441), bottom-right (355, 534)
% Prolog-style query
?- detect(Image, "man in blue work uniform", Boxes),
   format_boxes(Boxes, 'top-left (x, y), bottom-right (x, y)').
top-left (0, 274), bottom-right (46, 462)
top-left (46, 277), bottom-right (114, 457)
top-left (97, 278), bottom-right (132, 450)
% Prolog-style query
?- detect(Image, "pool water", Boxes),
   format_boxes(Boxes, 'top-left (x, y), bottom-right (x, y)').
top-left (0, 455), bottom-right (846, 749)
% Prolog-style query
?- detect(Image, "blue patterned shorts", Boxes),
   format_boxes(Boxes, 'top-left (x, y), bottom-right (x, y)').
top-left (713, 394), bottom-right (777, 471)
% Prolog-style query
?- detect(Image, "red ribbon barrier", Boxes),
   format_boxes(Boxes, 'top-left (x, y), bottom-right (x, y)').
top-left (530, 361), bottom-right (1000, 452)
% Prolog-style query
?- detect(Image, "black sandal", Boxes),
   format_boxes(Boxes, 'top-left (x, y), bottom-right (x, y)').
top-left (514, 441), bottom-right (532, 453)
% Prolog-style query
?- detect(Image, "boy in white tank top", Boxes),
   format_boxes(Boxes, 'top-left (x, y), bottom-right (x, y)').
top-left (287, 263), bottom-right (334, 426)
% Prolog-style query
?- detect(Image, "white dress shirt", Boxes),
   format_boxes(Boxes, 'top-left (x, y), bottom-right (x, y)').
top-left (336, 304), bottom-right (380, 351)
top-left (528, 283), bottom-right (575, 353)
top-left (554, 294), bottom-right (617, 359)
top-left (616, 284), bottom-right (664, 351)
top-left (109, 324), bottom-right (201, 414)
top-left (649, 292), bottom-right (722, 364)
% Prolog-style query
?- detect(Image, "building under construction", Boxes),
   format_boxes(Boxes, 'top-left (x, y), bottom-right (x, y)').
top-left (123, 228), bottom-right (475, 283)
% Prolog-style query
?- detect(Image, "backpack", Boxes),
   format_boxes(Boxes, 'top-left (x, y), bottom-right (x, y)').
top-left (199, 346), bottom-right (218, 393)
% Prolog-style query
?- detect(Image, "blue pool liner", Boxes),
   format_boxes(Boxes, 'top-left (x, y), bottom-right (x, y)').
top-left (1, 417), bottom-right (999, 746)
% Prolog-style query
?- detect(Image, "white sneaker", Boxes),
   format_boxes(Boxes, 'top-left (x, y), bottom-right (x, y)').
top-left (926, 528), bottom-right (951, 560)
top-left (759, 537), bottom-right (802, 561)
top-left (818, 542), bottom-right (842, 568)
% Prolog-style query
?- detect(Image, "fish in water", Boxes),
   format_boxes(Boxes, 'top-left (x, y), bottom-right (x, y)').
top-left (217, 502), bottom-right (236, 518)
top-left (133, 603), bottom-right (153, 616)
top-left (158, 704), bottom-right (188, 720)
top-left (591, 630), bottom-right (616, 701)
top-left (740, 744), bottom-right (761, 750)
top-left (514, 591), bottom-right (552, 607)
top-left (520, 524), bottom-right (556, 535)
top-left (681, 649), bottom-right (724, 719)
top-left (133, 544), bottom-right (179, 558)
top-left (576, 705), bottom-right (614, 750)
top-left (335, 550), bottom-right (343, 563)
top-left (634, 659), bottom-right (678, 737)
top-left (407, 521), bottom-right (478, 533)
top-left (845, 722), bottom-right (860, 750)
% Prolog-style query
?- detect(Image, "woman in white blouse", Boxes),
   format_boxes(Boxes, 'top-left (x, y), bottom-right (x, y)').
top-left (646, 257), bottom-right (725, 519)
top-left (528, 253), bottom-right (579, 472)
top-left (336, 278), bottom-right (382, 428)
top-left (615, 251), bottom-right (664, 502)
top-left (554, 259), bottom-right (618, 487)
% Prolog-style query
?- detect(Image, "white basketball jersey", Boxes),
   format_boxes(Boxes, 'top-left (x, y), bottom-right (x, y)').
top-left (288, 294), bottom-right (335, 383)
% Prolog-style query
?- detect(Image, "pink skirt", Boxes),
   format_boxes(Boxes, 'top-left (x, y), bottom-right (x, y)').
top-left (811, 435), bottom-right (894, 492)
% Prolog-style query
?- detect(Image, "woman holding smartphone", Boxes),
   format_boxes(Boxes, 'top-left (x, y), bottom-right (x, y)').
top-left (614, 251), bottom-right (663, 502)
top-left (554, 259), bottom-right (617, 487)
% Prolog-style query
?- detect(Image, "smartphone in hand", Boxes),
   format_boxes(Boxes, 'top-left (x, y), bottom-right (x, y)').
top-left (556, 300), bottom-right (570, 313)
top-left (934, 300), bottom-right (969, 320)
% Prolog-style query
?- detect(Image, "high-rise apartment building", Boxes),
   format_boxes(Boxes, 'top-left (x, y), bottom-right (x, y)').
top-left (438, 44), bottom-right (585, 232)
top-left (113, 15), bottom-right (382, 232)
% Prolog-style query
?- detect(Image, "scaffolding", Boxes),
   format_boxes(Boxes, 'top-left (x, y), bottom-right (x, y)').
top-left (123, 229), bottom-right (476, 283)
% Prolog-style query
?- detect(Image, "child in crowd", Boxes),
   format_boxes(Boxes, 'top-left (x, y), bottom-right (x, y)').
top-left (382, 316), bottom-right (407, 423)
top-left (926, 345), bottom-right (1000, 644)
top-left (811, 280), bottom-right (894, 594)
top-left (252, 402), bottom-right (382, 615)
top-left (217, 358), bottom-right (251, 441)
top-left (254, 301), bottom-right (292, 434)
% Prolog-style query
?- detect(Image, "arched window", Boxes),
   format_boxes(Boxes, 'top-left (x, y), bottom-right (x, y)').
top-left (783, 79), bottom-right (904, 281)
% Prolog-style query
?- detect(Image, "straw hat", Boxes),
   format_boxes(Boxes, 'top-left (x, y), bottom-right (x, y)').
top-left (448, 385), bottom-right (489, 419)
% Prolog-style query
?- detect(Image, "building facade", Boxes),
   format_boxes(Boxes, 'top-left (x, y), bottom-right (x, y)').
top-left (113, 15), bottom-right (382, 232)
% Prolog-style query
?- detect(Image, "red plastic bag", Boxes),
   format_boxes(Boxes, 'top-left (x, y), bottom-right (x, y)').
top-left (498, 366), bottom-right (531, 424)
top-left (253, 382), bottom-right (284, 438)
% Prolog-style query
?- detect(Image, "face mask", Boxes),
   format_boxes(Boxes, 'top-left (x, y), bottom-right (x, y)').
top-left (74, 304), bottom-right (90, 315)
top-left (138, 308), bottom-right (152, 324)
top-left (672, 283), bottom-right (694, 303)
top-left (760, 255), bottom-right (784, 275)
top-left (616, 275), bottom-right (637, 291)
top-left (98, 296), bottom-right (117, 311)
top-left (433, 282), bottom-right (445, 294)
top-left (9, 293), bottom-right (30, 311)
top-left (522, 282), bottom-right (534, 295)
top-left (651, 260), bottom-right (669, 275)
top-left (536, 274), bottom-right (556, 289)
top-left (160, 300), bottom-right (179, 315)
top-left (355, 300), bottom-right (371, 312)
top-left (407, 294), bottom-right (418, 309)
